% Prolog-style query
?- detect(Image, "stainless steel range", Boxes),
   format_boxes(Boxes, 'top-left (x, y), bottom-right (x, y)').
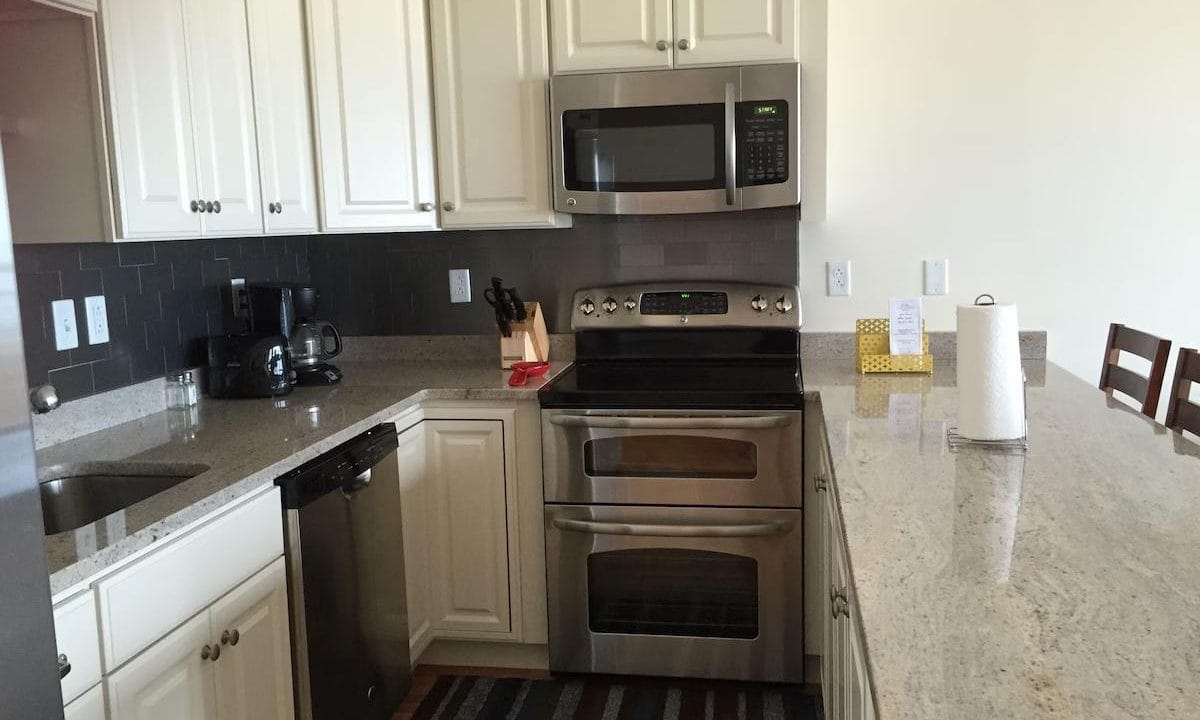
top-left (538, 282), bottom-right (804, 683)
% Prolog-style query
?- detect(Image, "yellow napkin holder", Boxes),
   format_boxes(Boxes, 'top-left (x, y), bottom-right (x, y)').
top-left (856, 318), bottom-right (933, 374)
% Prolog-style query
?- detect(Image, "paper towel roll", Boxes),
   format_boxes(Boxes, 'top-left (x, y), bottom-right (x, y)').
top-left (956, 300), bottom-right (1025, 440)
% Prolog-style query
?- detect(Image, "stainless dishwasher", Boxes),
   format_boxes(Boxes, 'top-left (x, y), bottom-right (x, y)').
top-left (276, 423), bottom-right (411, 720)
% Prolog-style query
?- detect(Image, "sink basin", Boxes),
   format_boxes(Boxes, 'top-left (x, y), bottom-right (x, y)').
top-left (40, 462), bottom-right (210, 535)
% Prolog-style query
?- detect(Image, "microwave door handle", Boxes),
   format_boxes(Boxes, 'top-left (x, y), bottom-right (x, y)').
top-left (553, 517), bottom-right (793, 538)
top-left (724, 81), bottom-right (737, 206)
top-left (548, 414), bottom-right (792, 429)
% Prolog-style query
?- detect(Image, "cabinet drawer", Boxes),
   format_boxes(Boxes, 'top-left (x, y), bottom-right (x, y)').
top-left (96, 488), bottom-right (283, 670)
top-left (54, 591), bottom-right (102, 705)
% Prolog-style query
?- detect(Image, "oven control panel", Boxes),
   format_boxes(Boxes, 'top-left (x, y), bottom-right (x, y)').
top-left (572, 283), bottom-right (800, 330)
top-left (640, 291), bottom-right (728, 316)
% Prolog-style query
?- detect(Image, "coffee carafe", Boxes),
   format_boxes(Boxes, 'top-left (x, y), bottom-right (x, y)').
top-left (247, 283), bottom-right (344, 385)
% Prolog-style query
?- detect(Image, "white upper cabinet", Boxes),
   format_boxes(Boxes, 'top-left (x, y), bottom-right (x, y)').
top-left (550, 0), bottom-right (672, 73)
top-left (674, 0), bottom-right (799, 67)
top-left (183, 0), bottom-right (263, 236)
top-left (247, 0), bottom-right (319, 234)
top-left (101, 0), bottom-right (201, 238)
top-left (551, 0), bottom-right (799, 73)
top-left (307, 0), bottom-right (438, 231)
top-left (429, 0), bottom-right (566, 229)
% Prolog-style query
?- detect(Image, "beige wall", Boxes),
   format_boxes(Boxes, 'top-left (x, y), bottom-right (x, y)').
top-left (798, 0), bottom-right (1200, 417)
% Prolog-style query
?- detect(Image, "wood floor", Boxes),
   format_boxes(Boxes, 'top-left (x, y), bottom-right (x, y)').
top-left (392, 665), bottom-right (552, 720)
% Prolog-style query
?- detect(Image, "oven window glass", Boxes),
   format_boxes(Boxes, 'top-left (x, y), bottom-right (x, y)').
top-left (587, 549), bottom-right (759, 639)
top-left (562, 104), bottom-right (725, 192)
top-left (584, 435), bottom-right (757, 479)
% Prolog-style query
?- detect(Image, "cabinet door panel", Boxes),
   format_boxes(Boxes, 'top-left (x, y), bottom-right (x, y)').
top-left (63, 684), bottom-right (106, 720)
top-left (550, 0), bottom-right (672, 73)
top-left (308, 0), bottom-right (437, 230)
top-left (247, 0), bottom-right (319, 233)
top-left (674, 0), bottom-right (799, 67)
top-left (426, 420), bottom-right (511, 635)
top-left (102, 0), bottom-right (200, 238)
top-left (211, 557), bottom-right (294, 720)
top-left (106, 612), bottom-right (215, 720)
top-left (396, 422), bottom-right (435, 658)
top-left (430, 0), bottom-right (562, 229)
top-left (184, 0), bottom-right (263, 235)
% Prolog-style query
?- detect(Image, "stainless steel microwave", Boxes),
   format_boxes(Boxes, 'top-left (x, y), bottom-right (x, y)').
top-left (550, 63), bottom-right (800, 215)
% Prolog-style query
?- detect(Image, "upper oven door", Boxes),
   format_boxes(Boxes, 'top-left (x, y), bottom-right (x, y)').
top-left (551, 66), bottom-right (740, 215)
top-left (542, 409), bottom-right (803, 508)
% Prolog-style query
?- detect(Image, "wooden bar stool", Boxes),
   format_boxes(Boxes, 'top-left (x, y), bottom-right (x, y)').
top-left (1166, 348), bottom-right (1200, 437)
top-left (1098, 323), bottom-right (1172, 418)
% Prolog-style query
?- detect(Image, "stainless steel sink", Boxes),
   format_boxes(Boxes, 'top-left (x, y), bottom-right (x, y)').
top-left (39, 462), bottom-right (210, 535)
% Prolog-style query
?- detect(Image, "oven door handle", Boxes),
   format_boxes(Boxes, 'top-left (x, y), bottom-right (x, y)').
top-left (552, 517), bottom-right (794, 538)
top-left (724, 81), bottom-right (737, 206)
top-left (548, 414), bottom-right (792, 430)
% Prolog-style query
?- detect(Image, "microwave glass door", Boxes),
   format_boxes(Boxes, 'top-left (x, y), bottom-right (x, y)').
top-left (562, 104), bottom-right (727, 193)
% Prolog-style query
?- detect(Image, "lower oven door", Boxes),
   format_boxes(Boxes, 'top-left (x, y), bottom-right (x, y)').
top-left (545, 504), bottom-right (804, 683)
top-left (542, 409), bottom-right (803, 507)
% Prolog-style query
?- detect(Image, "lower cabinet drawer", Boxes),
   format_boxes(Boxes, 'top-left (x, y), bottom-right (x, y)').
top-left (63, 683), bottom-right (106, 720)
top-left (54, 591), bottom-right (102, 705)
top-left (95, 487), bottom-right (283, 670)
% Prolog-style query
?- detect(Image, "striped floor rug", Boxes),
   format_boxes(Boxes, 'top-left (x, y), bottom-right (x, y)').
top-left (411, 674), bottom-right (821, 720)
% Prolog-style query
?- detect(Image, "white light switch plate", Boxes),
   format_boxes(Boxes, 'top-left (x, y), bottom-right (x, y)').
top-left (51, 299), bottom-right (79, 350)
top-left (448, 269), bottom-right (471, 303)
top-left (924, 258), bottom-right (950, 295)
top-left (84, 295), bottom-right (109, 344)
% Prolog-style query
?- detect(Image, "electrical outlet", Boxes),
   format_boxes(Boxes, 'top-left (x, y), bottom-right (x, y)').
top-left (84, 295), bottom-right (109, 345)
top-left (51, 299), bottom-right (79, 350)
top-left (827, 260), bottom-right (852, 297)
top-left (449, 269), bottom-right (471, 303)
top-left (924, 258), bottom-right (950, 296)
top-left (230, 277), bottom-right (248, 319)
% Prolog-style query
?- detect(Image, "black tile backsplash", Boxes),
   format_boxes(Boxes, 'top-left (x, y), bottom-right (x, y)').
top-left (14, 208), bottom-right (799, 403)
top-left (14, 236), bottom-right (310, 402)
top-left (308, 208), bottom-right (800, 336)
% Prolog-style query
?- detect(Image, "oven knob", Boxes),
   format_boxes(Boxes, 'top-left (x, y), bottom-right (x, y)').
top-left (750, 294), bottom-right (768, 312)
top-left (601, 297), bottom-right (618, 314)
top-left (579, 297), bottom-right (596, 315)
top-left (623, 297), bottom-right (637, 312)
top-left (775, 296), bottom-right (794, 313)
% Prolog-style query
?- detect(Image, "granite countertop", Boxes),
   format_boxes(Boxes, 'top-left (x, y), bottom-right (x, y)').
top-left (41, 360), bottom-right (568, 596)
top-left (805, 360), bottom-right (1200, 719)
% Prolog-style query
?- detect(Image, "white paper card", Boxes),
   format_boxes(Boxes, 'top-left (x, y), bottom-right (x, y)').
top-left (889, 297), bottom-right (923, 356)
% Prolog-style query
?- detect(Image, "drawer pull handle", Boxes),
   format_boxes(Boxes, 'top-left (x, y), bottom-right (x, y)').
top-left (548, 414), bottom-right (792, 429)
top-left (553, 517), bottom-right (793, 538)
top-left (57, 654), bottom-right (71, 679)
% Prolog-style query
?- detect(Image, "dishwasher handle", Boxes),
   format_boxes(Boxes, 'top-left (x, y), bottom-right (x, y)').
top-left (341, 468), bottom-right (372, 497)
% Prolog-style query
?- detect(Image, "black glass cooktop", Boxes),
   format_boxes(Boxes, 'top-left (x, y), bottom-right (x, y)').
top-left (539, 359), bottom-right (803, 409)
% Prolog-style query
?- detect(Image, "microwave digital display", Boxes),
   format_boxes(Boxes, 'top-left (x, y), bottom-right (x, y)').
top-left (753, 104), bottom-right (780, 116)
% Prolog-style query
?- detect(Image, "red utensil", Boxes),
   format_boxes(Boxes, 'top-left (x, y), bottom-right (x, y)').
top-left (508, 361), bottom-right (550, 387)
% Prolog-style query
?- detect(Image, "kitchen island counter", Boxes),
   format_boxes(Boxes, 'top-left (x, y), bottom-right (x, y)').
top-left (805, 359), bottom-right (1200, 719)
top-left (41, 360), bottom-right (567, 595)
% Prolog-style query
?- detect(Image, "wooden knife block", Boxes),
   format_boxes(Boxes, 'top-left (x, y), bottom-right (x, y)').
top-left (499, 302), bottom-right (549, 369)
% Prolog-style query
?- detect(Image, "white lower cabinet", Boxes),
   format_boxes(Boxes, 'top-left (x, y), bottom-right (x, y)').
top-left (818, 445), bottom-right (876, 720)
top-left (106, 557), bottom-right (292, 720)
top-left (63, 684), bottom-right (107, 720)
top-left (396, 421), bottom-right (435, 657)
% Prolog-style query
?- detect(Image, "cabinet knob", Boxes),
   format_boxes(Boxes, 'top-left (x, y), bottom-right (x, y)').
top-left (212, 201), bottom-right (222, 214)
top-left (678, 38), bottom-right (691, 50)
top-left (204, 201), bottom-right (215, 214)
top-left (57, 654), bottom-right (71, 679)
top-left (656, 40), bottom-right (668, 51)
top-left (419, 202), bottom-right (434, 212)
top-left (221, 629), bottom-right (240, 646)
top-left (190, 200), bottom-right (200, 213)
top-left (442, 201), bottom-right (455, 212)
top-left (815, 474), bottom-right (828, 492)
top-left (201, 645), bottom-right (212, 660)
top-left (275, 201), bottom-right (283, 214)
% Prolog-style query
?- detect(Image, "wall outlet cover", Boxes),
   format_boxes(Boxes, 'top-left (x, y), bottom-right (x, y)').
top-left (84, 295), bottom-right (109, 345)
top-left (827, 260), bottom-right (852, 297)
top-left (51, 299), bottom-right (79, 350)
top-left (924, 258), bottom-right (950, 296)
top-left (449, 269), bottom-right (471, 303)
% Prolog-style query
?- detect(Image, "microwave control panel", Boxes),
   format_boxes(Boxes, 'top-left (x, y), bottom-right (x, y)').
top-left (738, 101), bottom-right (789, 186)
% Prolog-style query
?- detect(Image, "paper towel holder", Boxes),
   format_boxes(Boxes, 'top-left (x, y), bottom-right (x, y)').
top-left (974, 294), bottom-right (996, 306)
top-left (947, 370), bottom-right (1029, 453)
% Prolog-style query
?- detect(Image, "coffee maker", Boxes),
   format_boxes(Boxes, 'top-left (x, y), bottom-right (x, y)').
top-left (247, 284), bottom-right (344, 385)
